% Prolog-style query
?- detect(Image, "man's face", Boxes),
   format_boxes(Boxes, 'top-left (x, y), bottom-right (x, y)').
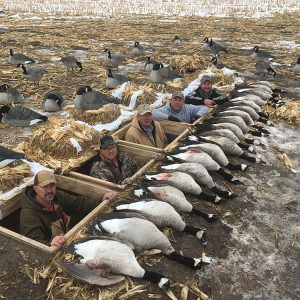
top-left (138, 112), bottom-right (153, 127)
top-left (34, 183), bottom-right (56, 203)
top-left (201, 80), bottom-right (212, 92)
top-left (170, 96), bottom-right (184, 112)
top-left (100, 144), bottom-right (118, 160)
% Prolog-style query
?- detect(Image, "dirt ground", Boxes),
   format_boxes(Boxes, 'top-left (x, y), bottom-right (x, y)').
top-left (0, 10), bottom-right (300, 300)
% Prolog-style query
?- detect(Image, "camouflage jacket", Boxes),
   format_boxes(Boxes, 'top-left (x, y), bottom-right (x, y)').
top-left (89, 152), bottom-right (140, 184)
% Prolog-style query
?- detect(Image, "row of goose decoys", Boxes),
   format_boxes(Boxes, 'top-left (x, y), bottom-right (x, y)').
top-left (1, 80), bottom-right (285, 292)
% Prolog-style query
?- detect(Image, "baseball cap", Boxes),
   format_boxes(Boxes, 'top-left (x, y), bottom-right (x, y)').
top-left (171, 92), bottom-right (184, 100)
top-left (137, 104), bottom-right (153, 115)
top-left (34, 170), bottom-right (57, 187)
top-left (99, 135), bottom-right (116, 149)
top-left (200, 75), bottom-right (212, 83)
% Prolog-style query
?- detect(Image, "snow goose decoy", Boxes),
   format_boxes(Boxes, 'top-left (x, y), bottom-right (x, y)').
top-left (132, 41), bottom-right (145, 56)
top-left (149, 63), bottom-right (183, 83)
top-left (0, 145), bottom-right (25, 168)
top-left (89, 212), bottom-right (212, 270)
top-left (61, 56), bottom-right (83, 72)
top-left (172, 36), bottom-right (182, 47)
top-left (57, 236), bottom-right (172, 292)
top-left (21, 65), bottom-right (46, 84)
top-left (144, 171), bottom-right (222, 203)
top-left (112, 199), bottom-right (207, 243)
top-left (132, 182), bottom-right (218, 222)
top-left (104, 49), bottom-right (125, 67)
top-left (255, 61), bottom-right (276, 77)
top-left (0, 105), bottom-right (48, 126)
top-left (0, 84), bottom-right (24, 105)
top-left (291, 57), bottom-right (300, 73)
top-left (74, 86), bottom-right (120, 111)
top-left (105, 69), bottom-right (131, 89)
top-left (250, 46), bottom-right (274, 62)
top-left (8, 49), bottom-right (35, 67)
top-left (42, 90), bottom-right (65, 112)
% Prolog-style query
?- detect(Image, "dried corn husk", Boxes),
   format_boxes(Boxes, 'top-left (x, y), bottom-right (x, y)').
top-left (0, 163), bottom-right (32, 193)
top-left (70, 103), bottom-right (121, 125)
top-left (170, 54), bottom-right (206, 74)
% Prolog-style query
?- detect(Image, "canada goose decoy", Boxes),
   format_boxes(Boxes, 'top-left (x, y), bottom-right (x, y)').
top-left (179, 136), bottom-right (250, 169)
top-left (208, 39), bottom-right (228, 55)
top-left (89, 212), bottom-right (212, 270)
top-left (144, 171), bottom-right (222, 203)
top-left (104, 49), bottom-right (125, 67)
top-left (132, 41), bottom-right (145, 56)
top-left (291, 57), bottom-right (300, 73)
top-left (8, 49), bottom-right (35, 67)
top-left (105, 69), bottom-right (131, 89)
top-left (202, 37), bottom-right (211, 50)
top-left (0, 105), bottom-right (48, 126)
top-left (21, 65), bottom-right (46, 84)
top-left (255, 61), bottom-right (276, 77)
top-left (144, 57), bottom-right (160, 72)
top-left (160, 162), bottom-right (234, 199)
top-left (149, 63), bottom-right (183, 83)
top-left (213, 109), bottom-right (255, 127)
top-left (112, 199), bottom-right (207, 242)
top-left (42, 90), bottom-right (65, 112)
top-left (0, 84), bottom-right (24, 105)
top-left (0, 145), bottom-right (25, 168)
top-left (210, 56), bottom-right (231, 69)
top-left (57, 236), bottom-right (171, 291)
top-left (250, 46), bottom-right (274, 62)
top-left (74, 86), bottom-right (120, 111)
top-left (61, 56), bottom-right (83, 72)
top-left (172, 36), bottom-right (182, 47)
top-left (132, 182), bottom-right (218, 222)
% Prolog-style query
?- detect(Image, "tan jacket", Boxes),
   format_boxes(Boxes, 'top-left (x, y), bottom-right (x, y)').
top-left (124, 117), bottom-right (168, 148)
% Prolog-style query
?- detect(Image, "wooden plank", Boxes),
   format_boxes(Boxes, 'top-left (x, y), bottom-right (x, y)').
top-left (159, 120), bottom-right (191, 135)
top-left (116, 140), bottom-right (163, 153)
top-left (0, 193), bottom-right (23, 221)
top-left (164, 128), bottom-right (192, 152)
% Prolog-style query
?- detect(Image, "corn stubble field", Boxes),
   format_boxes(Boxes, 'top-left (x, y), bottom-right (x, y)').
top-left (0, 1), bottom-right (300, 300)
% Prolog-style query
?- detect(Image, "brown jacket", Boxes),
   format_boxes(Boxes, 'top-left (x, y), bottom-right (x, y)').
top-left (124, 117), bottom-right (168, 148)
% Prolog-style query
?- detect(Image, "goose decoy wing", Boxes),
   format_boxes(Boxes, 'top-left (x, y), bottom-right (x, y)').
top-left (56, 261), bottom-right (125, 286)
top-left (0, 145), bottom-right (25, 160)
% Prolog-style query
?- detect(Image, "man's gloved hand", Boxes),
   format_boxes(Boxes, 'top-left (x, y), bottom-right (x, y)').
top-left (168, 115), bottom-right (181, 122)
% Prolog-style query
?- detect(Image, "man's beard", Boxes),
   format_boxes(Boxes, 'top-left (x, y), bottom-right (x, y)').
top-left (44, 194), bottom-right (55, 202)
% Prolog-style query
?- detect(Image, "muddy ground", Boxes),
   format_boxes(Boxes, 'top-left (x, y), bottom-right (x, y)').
top-left (0, 11), bottom-right (300, 300)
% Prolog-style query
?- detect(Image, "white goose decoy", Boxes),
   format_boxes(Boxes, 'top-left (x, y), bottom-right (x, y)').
top-left (145, 171), bottom-right (221, 203)
top-left (0, 105), bottom-right (48, 126)
top-left (42, 90), bottom-right (65, 112)
top-left (21, 65), bottom-right (46, 84)
top-left (112, 199), bottom-right (207, 242)
top-left (291, 57), bottom-right (300, 73)
top-left (149, 63), bottom-right (183, 83)
top-left (0, 84), bottom-right (24, 105)
top-left (132, 41), bottom-right (145, 56)
top-left (250, 46), bottom-right (274, 62)
top-left (172, 36), bottom-right (182, 47)
top-left (57, 236), bottom-right (171, 291)
top-left (89, 212), bottom-right (212, 270)
top-left (104, 49), bottom-right (125, 67)
top-left (74, 86), bottom-right (120, 111)
top-left (132, 182), bottom-right (218, 222)
top-left (105, 69), bottom-right (131, 89)
top-left (255, 61), bottom-right (276, 77)
top-left (61, 56), bottom-right (83, 72)
top-left (0, 145), bottom-right (25, 168)
top-left (8, 49), bottom-right (35, 66)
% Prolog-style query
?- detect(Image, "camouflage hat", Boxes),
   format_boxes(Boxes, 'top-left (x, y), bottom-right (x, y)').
top-left (200, 75), bottom-right (212, 83)
top-left (34, 170), bottom-right (57, 187)
top-left (171, 92), bottom-right (184, 100)
top-left (99, 135), bottom-right (116, 149)
top-left (137, 104), bottom-right (153, 115)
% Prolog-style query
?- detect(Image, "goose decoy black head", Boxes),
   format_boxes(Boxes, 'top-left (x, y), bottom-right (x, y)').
top-left (76, 85), bottom-right (93, 95)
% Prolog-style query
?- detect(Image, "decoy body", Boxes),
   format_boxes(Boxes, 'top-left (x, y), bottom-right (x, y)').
top-left (0, 84), bottom-right (24, 105)
top-left (21, 65), bottom-right (46, 84)
top-left (42, 90), bottom-right (65, 112)
top-left (8, 49), bottom-right (35, 66)
top-left (0, 145), bottom-right (25, 168)
top-left (61, 56), bottom-right (83, 72)
top-left (250, 46), bottom-right (274, 62)
top-left (132, 41), bottom-right (145, 56)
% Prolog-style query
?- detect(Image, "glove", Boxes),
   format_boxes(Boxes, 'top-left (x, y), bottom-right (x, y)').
top-left (168, 115), bottom-right (181, 122)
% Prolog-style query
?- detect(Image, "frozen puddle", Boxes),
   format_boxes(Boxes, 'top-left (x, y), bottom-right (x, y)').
top-left (198, 124), bottom-right (300, 299)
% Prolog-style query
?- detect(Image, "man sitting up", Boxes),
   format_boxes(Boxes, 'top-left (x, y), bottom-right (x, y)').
top-left (185, 75), bottom-right (229, 107)
top-left (152, 92), bottom-right (209, 124)
top-left (20, 170), bottom-right (116, 247)
top-left (124, 104), bottom-right (168, 148)
top-left (90, 135), bottom-right (140, 185)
